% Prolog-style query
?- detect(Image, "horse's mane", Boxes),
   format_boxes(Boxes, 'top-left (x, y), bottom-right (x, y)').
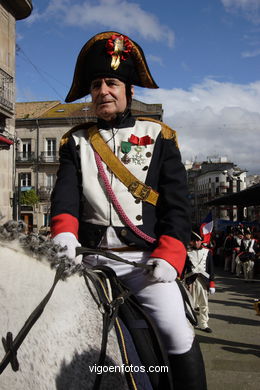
top-left (0, 220), bottom-right (82, 279)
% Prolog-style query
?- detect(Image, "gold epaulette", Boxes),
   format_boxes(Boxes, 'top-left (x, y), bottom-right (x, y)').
top-left (59, 122), bottom-right (96, 147)
top-left (137, 117), bottom-right (179, 148)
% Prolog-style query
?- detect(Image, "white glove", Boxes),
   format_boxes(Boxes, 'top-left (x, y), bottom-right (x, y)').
top-left (209, 287), bottom-right (216, 294)
top-left (53, 232), bottom-right (82, 264)
top-left (146, 258), bottom-right (177, 283)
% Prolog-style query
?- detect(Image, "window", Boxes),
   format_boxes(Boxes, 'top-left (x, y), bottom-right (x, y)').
top-left (44, 213), bottom-right (51, 227)
top-left (20, 172), bottom-right (31, 187)
top-left (22, 139), bottom-right (31, 160)
top-left (46, 138), bottom-right (56, 156)
top-left (215, 177), bottom-right (219, 183)
top-left (46, 173), bottom-right (56, 188)
top-left (43, 138), bottom-right (57, 162)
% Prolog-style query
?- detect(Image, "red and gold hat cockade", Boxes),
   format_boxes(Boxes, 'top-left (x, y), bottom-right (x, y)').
top-left (106, 34), bottom-right (133, 70)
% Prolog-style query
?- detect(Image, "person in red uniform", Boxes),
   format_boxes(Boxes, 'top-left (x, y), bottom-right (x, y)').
top-left (51, 31), bottom-right (207, 389)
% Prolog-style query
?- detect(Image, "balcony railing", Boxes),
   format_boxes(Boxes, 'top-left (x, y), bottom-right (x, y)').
top-left (39, 151), bottom-right (59, 163)
top-left (38, 186), bottom-right (53, 200)
top-left (0, 69), bottom-right (14, 112)
top-left (16, 152), bottom-right (36, 162)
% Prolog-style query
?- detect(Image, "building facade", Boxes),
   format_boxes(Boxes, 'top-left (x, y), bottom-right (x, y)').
top-left (186, 157), bottom-right (247, 224)
top-left (0, 0), bottom-right (32, 221)
top-left (15, 99), bottom-right (163, 232)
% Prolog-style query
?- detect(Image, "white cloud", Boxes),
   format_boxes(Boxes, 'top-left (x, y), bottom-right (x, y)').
top-left (241, 47), bottom-right (260, 57)
top-left (147, 55), bottom-right (164, 67)
top-left (221, 0), bottom-right (260, 24)
top-left (35, 0), bottom-right (174, 47)
top-left (135, 79), bottom-right (260, 173)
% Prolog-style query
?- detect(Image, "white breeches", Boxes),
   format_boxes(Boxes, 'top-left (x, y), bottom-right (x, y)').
top-left (236, 258), bottom-right (255, 279)
top-left (83, 251), bottom-right (194, 355)
top-left (190, 279), bottom-right (209, 329)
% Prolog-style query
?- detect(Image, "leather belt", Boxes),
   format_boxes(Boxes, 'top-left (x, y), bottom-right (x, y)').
top-left (89, 125), bottom-right (159, 206)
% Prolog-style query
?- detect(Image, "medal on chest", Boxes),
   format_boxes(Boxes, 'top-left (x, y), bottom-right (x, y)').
top-left (120, 133), bottom-right (154, 165)
top-left (121, 141), bottom-right (132, 164)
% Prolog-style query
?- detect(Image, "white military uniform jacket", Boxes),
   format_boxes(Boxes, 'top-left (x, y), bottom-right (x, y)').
top-left (51, 115), bottom-right (191, 275)
top-left (185, 247), bottom-right (215, 289)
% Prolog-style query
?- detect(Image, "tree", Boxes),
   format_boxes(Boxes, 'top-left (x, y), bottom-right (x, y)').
top-left (20, 189), bottom-right (39, 206)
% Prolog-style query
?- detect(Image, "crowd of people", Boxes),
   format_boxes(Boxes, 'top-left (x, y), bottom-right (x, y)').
top-left (207, 225), bottom-right (260, 280)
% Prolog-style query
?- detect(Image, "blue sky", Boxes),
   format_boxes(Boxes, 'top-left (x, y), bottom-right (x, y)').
top-left (16, 0), bottom-right (260, 173)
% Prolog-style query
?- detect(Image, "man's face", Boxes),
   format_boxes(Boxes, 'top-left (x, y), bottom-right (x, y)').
top-left (191, 240), bottom-right (202, 249)
top-left (90, 78), bottom-right (128, 121)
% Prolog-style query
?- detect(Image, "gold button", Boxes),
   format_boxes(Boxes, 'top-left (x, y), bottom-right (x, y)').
top-left (135, 199), bottom-right (141, 204)
top-left (136, 215), bottom-right (142, 221)
top-left (146, 152), bottom-right (152, 157)
top-left (120, 229), bottom-right (128, 237)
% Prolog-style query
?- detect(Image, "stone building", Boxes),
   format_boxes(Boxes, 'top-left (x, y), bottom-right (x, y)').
top-left (185, 157), bottom-right (247, 224)
top-left (15, 99), bottom-right (163, 232)
top-left (0, 0), bottom-right (32, 221)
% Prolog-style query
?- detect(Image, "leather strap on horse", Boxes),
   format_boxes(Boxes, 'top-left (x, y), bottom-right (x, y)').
top-left (82, 267), bottom-right (131, 390)
top-left (88, 125), bottom-right (159, 206)
top-left (76, 247), bottom-right (154, 270)
top-left (175, 279), bottom-right (198, 327)
top-left (0, 261), bottom-right (66, 375)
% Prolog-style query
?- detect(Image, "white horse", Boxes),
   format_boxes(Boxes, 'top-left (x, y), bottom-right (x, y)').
top-left (0, 224), bottom-right (129, 390)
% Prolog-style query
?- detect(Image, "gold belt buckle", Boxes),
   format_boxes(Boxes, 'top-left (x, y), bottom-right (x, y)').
top-left (128, 181), bottom-right (151, 201)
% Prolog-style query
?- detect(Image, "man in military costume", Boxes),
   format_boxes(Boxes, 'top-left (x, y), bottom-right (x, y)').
top-left (185, 229), bottom-right (216, 333)
top-left (235, 227), bottom-right (259, 279)
top-left (51, 31), bottom-right (207, 389)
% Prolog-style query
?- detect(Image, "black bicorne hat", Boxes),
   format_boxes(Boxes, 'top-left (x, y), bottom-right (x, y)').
top-left (244, 227), bottom-right (251, 235)
top-left (191, 227), bottom-right (203, 242)
top-left (65, 31), bottom-right (159, 102)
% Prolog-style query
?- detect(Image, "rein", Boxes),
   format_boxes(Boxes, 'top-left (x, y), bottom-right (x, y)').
top-left (76, 246), bottom-right (154, 270)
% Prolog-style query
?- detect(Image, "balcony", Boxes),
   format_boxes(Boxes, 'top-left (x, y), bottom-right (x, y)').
top-left (0, 69), bottom-right (14, 114)
top-left (16, 152), bottom-right (36, 162)
top-left (38, 186), bottom-right (53, 201)
top-left (39, 151), bottom-right (59, 163)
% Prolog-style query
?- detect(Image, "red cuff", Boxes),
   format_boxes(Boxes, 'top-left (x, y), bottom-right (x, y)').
top-left (209, 281), bottom-right (216, 288)
top-left (150, 235), bottom-right (187, 275)
top-left (51, 213), bottom-right (79, 239)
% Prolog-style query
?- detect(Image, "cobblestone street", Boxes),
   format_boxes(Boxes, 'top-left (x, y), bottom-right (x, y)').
top-left (196, 268), bottom-right (260, 390)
